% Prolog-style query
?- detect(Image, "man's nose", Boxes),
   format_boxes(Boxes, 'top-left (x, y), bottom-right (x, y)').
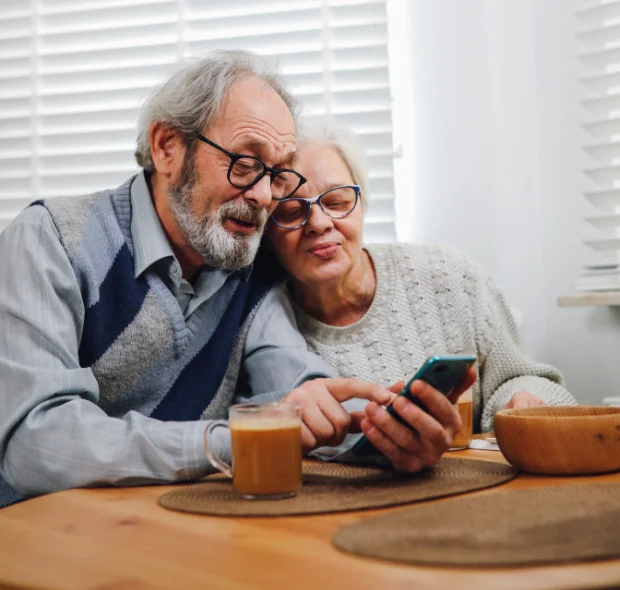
top-left (244, 175), bottom-right (272, 209)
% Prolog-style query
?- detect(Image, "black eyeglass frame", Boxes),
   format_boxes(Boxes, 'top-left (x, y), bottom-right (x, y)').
top-left (270, 184), bottom-right (361, 230)
top-left (195, 133), bottom-right (306, 199)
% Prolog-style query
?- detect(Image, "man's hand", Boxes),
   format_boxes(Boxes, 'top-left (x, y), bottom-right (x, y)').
top-left (503, 391), bottom-right (546, 410)
top-left (359, 367), bottom-right (478, 472)
top-left (281, 378), bottom-right (396, 454)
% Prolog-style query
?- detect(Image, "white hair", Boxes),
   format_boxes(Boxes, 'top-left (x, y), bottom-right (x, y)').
top-left (297, 116), bottom-right (370, 209)
top-left (135, 49), bottom-right (297, 171)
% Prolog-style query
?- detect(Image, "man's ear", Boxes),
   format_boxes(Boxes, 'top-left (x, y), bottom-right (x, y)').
top-left (149, 122), bottom-right (184, 179)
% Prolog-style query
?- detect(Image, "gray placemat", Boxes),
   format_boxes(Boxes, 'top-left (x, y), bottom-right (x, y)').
top-left (333, 482), bottom-right (620, 567)
top-left (159, 457), bottom-right (516, 517)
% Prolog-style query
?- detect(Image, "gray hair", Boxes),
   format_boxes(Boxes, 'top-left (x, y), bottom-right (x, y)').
top-left (135, 50), bottom-right (297, 171)
top-left (297, 116), bottom-right (370, 209)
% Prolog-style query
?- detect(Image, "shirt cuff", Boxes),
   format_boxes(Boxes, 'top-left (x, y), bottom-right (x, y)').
top-left (310, 431), bottom-right (391, 467)
top-left (182, 420), bottom-right (232, 480)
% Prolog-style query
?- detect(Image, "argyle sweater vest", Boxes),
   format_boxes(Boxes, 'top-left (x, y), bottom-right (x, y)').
top-left (0, 177), bottom-right (280, 509)
top-left (39, 177), bottom-right (279, 420)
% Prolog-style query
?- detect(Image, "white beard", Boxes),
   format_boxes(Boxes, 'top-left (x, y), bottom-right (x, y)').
top-left (167, 153), bottom-right (268, 270)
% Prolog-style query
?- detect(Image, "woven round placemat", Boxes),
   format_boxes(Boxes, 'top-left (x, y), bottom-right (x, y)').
top-left (158, 457), bottom-right (516, 517)
top-left (332, 482), bottom-right (620, 567)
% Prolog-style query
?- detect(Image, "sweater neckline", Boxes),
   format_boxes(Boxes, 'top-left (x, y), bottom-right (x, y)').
top-left (289, 244), bottom-right (395, 343)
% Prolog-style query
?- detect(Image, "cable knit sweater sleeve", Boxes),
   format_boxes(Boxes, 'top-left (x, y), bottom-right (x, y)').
top-left (463, 254), bottom-right (578, 431)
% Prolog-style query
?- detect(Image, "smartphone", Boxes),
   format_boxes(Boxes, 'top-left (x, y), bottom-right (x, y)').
top-left (351, 354), bottom-right (477, 458)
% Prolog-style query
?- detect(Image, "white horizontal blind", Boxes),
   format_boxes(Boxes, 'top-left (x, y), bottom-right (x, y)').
top-left (577, 0), bottom-right (620, 288)
top-left (0, 0), bottom-right (396, 241)
top-left (0, 0), bottom-right (34, 232)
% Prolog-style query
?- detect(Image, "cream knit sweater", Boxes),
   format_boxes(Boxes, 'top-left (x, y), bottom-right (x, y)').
top-left (287, 243), bottom-right (577, 432)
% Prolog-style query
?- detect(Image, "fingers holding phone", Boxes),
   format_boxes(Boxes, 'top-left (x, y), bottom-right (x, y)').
top-left (354, 356), bottom-right (478, 473)
top-left (447, 366), bottom-right (478, 404)
top-left (360, 380), bottom-right (463, 471)
top-left (359, 412), bottom-right (425, 472)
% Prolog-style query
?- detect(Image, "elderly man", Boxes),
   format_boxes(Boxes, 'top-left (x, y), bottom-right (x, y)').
top-left (0, 51), bottom-right (466, 507)
top-left (0, 51), bottom-right (379, 505)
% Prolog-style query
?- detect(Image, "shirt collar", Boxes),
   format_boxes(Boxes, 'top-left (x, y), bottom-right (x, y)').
top-left (130, 171), bottom-right (254, 281)
top-left (238, 261), bottom-right (253, 281)
top-left (130, 171), bottom-right (176, 279)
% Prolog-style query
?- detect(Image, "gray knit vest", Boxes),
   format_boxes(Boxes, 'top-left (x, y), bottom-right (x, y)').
top-left (35, 177), bottom-right (274, 422)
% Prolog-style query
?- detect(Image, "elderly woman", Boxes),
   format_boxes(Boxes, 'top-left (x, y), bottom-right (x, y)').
top-left (241, 118), bottom-right (576, 468)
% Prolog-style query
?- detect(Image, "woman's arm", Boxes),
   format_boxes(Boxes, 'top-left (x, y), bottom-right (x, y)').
top-left (467, 259), bottom-right (577, 432)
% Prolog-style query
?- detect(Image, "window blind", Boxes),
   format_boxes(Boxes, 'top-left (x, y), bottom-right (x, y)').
top-left (0, 0), bottom-right (396, 241)
top-left (577, 0), bottom-right (620, 289)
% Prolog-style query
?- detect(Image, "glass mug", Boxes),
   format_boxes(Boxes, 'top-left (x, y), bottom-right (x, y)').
top-left (450, 388), bottom-right (473, 451)
top-left (205, 402), bottom-right (302, 500)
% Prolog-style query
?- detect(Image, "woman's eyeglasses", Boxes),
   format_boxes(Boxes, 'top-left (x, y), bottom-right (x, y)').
top-left (270, 185), bottom-right (360, 230)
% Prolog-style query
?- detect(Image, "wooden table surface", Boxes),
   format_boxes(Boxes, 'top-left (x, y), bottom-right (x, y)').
top-left (0, 448), bottom-right (619, 590)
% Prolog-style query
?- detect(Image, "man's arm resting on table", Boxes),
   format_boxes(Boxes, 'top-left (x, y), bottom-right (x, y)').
top-left (0, 207), bottom-right (225, 496)
top-left (239, 282), bottom-right (339, 403)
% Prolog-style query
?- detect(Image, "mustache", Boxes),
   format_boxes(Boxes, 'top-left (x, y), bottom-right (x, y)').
top-left (217, 199), bottom-right (268, 227)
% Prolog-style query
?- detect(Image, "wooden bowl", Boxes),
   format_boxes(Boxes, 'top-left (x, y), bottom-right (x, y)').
top-left (494, 406), bottom-right (620, 475)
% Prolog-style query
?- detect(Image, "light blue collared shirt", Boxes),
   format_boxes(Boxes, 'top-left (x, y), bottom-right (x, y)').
top-left (130, 172), bottom-right (241, 320)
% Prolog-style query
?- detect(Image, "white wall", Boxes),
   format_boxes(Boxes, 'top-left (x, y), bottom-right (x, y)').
top-left (532, 0), bottom-right (620, 405)
top-left (393, 0), bottom-right (620, 404)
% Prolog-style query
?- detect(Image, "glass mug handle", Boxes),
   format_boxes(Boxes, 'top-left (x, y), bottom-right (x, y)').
top-left (204, 420), bottom-right (233, 478)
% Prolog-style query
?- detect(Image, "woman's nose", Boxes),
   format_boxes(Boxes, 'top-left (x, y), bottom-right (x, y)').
top-left (304, 203), bottom-right (334, 234)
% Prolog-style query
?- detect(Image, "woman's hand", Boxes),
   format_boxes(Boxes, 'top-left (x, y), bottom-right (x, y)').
top-left (359, 366), bottom-right (478, 472)
top-left (281, 378), bottom-right (396, 454)
top-left (503, 391), bottom-right (546, 409)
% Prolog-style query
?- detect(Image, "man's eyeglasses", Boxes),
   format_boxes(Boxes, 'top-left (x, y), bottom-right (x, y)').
top-left (195, 133), bottom-right (306, 200)
top-left (270, 185), bottom-right (361, 230)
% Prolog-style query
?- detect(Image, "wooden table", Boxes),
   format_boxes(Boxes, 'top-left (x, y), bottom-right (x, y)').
top-left (0, 449), bottom-right (619, 590)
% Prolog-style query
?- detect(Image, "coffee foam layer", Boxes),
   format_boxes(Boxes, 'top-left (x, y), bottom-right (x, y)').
top-left (230, 417), bottom-right (301, 431)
